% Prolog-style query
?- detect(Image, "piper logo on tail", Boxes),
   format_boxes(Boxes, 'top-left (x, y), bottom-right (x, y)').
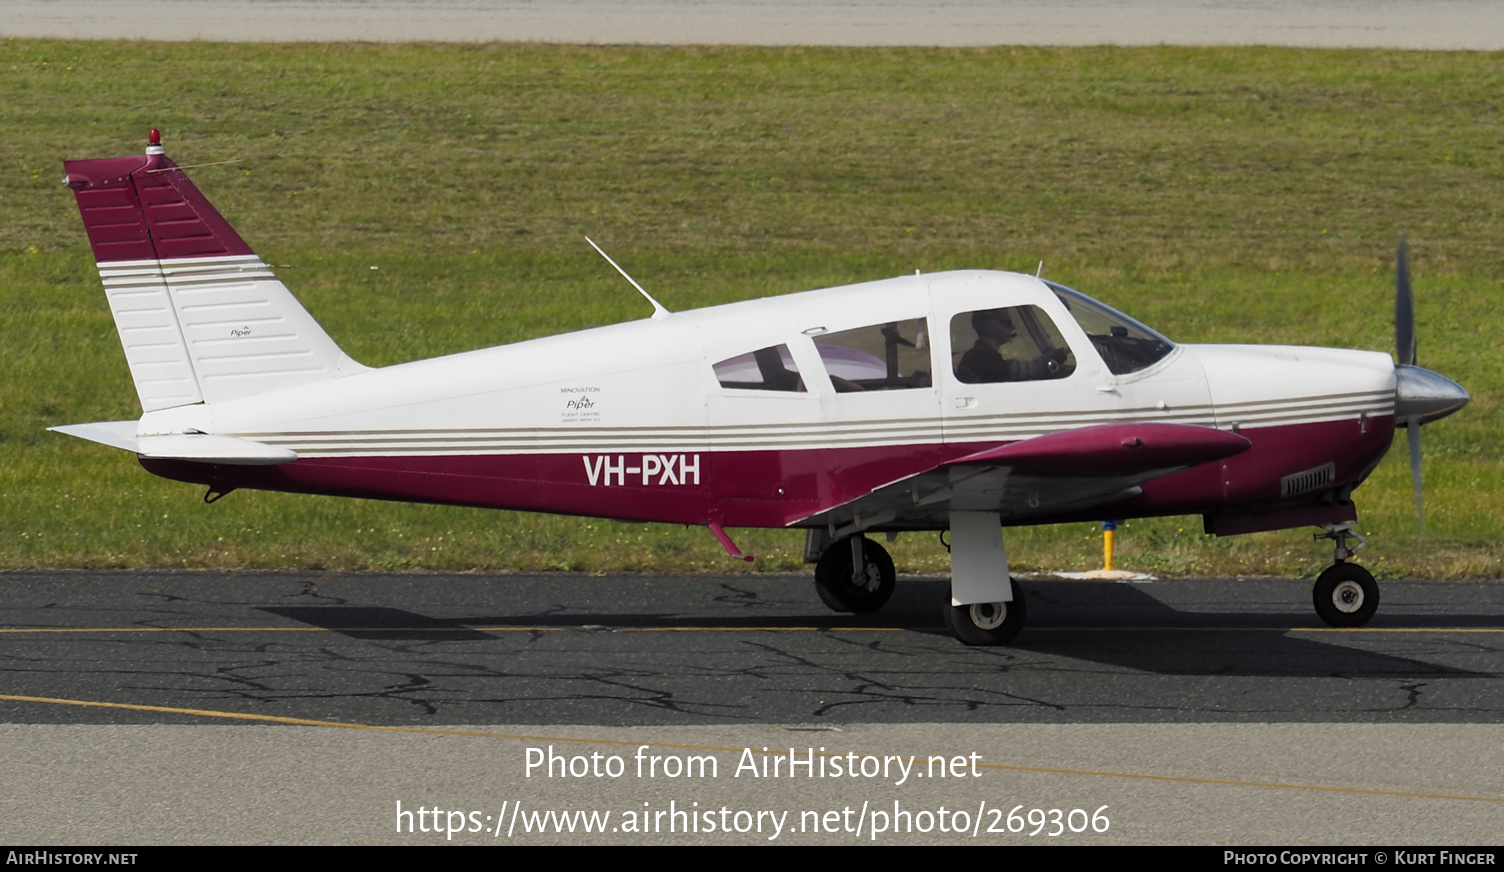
top-left (583, 454), bottom-right (700, 486)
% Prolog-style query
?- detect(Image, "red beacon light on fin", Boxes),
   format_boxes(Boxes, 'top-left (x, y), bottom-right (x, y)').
top-left (146, 128), bottom-right (165, 156)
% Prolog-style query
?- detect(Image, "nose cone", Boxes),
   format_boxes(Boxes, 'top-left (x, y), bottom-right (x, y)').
top-left (1395, 364), bottom-right (1469, 425)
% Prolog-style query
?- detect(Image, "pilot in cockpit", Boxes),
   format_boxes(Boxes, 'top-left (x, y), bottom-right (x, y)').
top-left (955, 308), bottom-right (1069, 383)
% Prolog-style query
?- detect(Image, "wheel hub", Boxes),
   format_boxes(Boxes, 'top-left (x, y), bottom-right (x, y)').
top-left (1332, 580), bottom-right (1365, 613)
top-left (968, 602), bottom-right (1008, 630)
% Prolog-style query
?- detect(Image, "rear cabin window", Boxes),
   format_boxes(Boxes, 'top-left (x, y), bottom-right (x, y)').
top-left (951, 305), bottom-right (1076, 384)
top-left (712, 344), bottom-right (805, 392)
top-left (811, 319), bottom-right (932, 393)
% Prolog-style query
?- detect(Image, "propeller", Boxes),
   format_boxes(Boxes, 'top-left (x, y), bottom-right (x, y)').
top-left (1407, 410), bottom-right (1424, 536)
top-left (1395, 238), bottom-right (1424, 535)
top-left (1391, 237), bottom-right (1470, 537)
top-left (1395, 237), bottom-right (1415, 367)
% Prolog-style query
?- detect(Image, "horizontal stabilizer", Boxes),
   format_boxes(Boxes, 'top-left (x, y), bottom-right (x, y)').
top-left (48, 421), bottom-right (140, 452)
top-left (951, 422), bottom-right (1250, 474)
top-left (50, 422), bottom-right (297, 466)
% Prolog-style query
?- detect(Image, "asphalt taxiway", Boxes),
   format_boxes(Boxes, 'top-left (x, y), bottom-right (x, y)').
top-left (2, 571), bottom-right (1500, 844)
top-left (3, 572), bottom-right (1503, 726)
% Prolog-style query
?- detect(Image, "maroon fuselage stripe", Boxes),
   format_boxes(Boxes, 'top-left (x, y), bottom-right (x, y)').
top-left (141, 417), bottom-right (1395, 530)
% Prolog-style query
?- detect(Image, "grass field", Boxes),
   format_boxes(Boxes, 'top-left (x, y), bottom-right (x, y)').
top-left (2, 40), bottom-right (1500, 578)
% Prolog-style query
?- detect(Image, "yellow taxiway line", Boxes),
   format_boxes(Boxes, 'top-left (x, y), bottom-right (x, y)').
top-left (1, 625), bottom-right (1499, 634)
top-left (0, 625), bottom-right (900, 633)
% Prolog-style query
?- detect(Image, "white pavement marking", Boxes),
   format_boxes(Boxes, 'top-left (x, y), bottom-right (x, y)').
top-left (4, 1), bottom-right (1504, 49)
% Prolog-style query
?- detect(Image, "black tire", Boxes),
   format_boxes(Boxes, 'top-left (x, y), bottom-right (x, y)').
top-left (943, 577), bottom-right (1027, 646)
top-left (813, 536), bottom-right (896, 612)
top-left (1312, 562), bottom-right (1379, 628)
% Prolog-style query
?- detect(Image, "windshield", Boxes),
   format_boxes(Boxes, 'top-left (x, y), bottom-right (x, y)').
top-left (1044, 281), bottom-right (1175, 375)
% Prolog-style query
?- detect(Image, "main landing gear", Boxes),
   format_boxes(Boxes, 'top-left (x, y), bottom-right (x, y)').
top-left (807, 511), bottom-right (1024, 646)
top-left (813, 534), bottom-right (896, 612)
top-left (943, 577), bottom-right (1027, 646)
top-left (1312, 524), bottom-right (1379, 627)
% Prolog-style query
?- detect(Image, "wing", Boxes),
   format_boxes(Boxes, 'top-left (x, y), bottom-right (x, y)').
top-left (795, 422), bottom-right (1250, 533)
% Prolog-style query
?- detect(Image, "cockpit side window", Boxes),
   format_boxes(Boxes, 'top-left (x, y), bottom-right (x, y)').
top-left (1045, 281), bottom-right (1174, 375)
top-left (811, 319), bottom-right (932, 393)
top-left (712, 344), bottom-right (805, 392)
top-left (951, 305), bottom-right (1075, 384)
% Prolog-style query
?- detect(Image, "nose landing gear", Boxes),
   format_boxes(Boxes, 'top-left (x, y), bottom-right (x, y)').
top-left (1312, 524), bottom-right (1379, 627)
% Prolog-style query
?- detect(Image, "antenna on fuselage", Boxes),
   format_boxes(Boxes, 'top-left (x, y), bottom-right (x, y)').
top-left (585, 237), bottom-right (671, 320)
top-left (1036, 260), bottom-right (1044, 277)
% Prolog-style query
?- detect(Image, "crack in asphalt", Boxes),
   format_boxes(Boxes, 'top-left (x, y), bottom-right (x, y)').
top-left (3, 575), bottom-right (1502, 725)
top-left (294, 578), bottom-right (349, 604)
top-left (711, 582), bottom-right (780, 610)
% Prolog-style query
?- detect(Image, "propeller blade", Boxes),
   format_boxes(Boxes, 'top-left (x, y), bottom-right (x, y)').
top-left (1396, 237), bottom-right (1416, 366)
top-left (1408, 418), bottom-right (1424, 538)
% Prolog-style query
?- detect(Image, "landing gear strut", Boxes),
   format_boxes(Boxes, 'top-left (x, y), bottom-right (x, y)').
top-left (1312, 524), bottom-right (1379, 627)
top-left (813, 535), bottom-right (896, 613)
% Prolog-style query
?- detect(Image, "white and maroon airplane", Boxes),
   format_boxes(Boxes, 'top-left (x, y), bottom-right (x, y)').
top-left (53, 131), bottom-right (1470, 645)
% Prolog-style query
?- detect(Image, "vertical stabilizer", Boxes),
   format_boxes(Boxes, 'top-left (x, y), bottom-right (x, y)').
top-left (62, 130), bottom-right (367, 413)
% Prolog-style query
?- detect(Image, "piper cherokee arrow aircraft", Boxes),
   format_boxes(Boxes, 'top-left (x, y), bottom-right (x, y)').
top-left (53, 131), bottom-right (1471, 645)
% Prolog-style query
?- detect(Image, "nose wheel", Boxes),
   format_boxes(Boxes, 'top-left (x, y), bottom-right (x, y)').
top-left (814, 535), bottom-right (896, 612)
top-left (1313, 562), bottom-right (1379, 627)
top-left (1312, 524), bottom-right (1379, 627)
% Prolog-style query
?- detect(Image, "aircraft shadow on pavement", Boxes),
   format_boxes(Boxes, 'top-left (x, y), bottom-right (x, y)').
top-left (259, 580), bottom-right (1490, 679)
top-left (970, 579), bottom-right (1488, 678)
top-left (260, 606), bottom-right (496, 641)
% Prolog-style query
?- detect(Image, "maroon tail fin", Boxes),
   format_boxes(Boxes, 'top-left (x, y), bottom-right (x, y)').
top-left (61, 131), bottom-right (364, 413)
top-left (64, 130), bottom-right (256, 264)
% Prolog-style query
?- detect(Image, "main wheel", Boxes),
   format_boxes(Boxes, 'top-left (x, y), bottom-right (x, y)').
top-left (943, 577), bottom-right (1027, 646)
top-left (1312, 562), bottom-right (1379, 627)
top-left (813, 536), bottom-right (896, 612)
